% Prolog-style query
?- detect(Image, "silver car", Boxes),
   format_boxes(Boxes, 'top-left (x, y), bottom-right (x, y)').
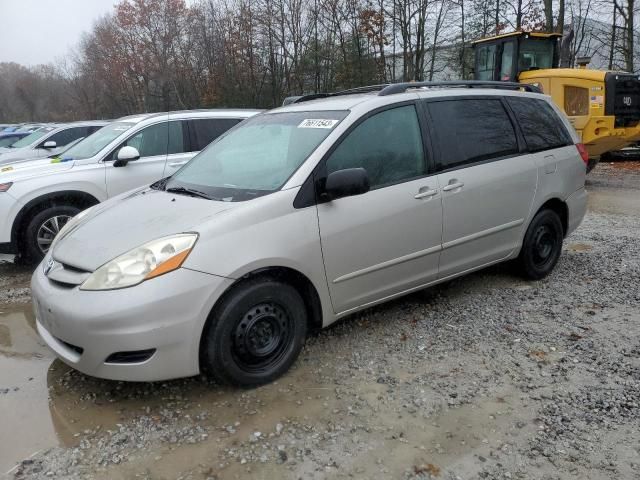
top-left (31, 83), bottom-right (588, 386)
top-left (0, 121), bottom-right (107, 164)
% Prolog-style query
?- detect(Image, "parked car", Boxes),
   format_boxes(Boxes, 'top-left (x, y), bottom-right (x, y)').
top-left (0, 121), bottom-right (107, 164)
top-left (0, 131), bottom-right (30, 148)
top-left (0, 109), bottom-right (260, 261)
top-left (30, 82), bottom-right (588, 387)
top-left (15, 124), bottom-right (47, 133)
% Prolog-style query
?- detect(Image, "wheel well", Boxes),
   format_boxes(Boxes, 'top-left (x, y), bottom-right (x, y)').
top-left (203, 266), bottom-right (324, 335)
top-left (233, 267), bottom-right (323, 332)
top-left (539, 198), bottom-right (568, 236)
top-left (12, 191), bottom-right (100, 249)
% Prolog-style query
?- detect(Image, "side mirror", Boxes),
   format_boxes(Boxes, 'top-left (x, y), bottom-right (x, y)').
top-left (324, 168), bottom-right (370, 201)
top-left (42, 140), bottom-right (57, 149)
top-left (114, 146), bottom-right (140, 167)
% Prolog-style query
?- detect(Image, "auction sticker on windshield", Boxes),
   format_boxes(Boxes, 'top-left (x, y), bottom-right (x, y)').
top-left (298, 119), bottom-right (339, 129)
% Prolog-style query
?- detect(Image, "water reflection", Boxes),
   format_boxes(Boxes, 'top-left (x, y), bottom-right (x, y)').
top-left (0, 306), bottom-right (56, 475)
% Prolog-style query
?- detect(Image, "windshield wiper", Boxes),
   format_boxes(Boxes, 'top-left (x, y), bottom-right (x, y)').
top-left (165, 186), bottom-right (213, 200)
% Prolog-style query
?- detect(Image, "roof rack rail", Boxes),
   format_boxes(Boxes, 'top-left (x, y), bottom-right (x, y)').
top-left (289, 84), bottom-right (391, 104)
top-left (284, 81), bottom-right (541, 105)
top-left (378, 80), bottom-right (541, 95)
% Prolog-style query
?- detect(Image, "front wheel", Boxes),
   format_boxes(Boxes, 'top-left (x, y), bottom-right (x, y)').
top-left (201, 278), bottom-right (308, 387)
top-left (23, 205), bottom-right (80, 262)
top-left (516, 209), bottom-right (564, 280)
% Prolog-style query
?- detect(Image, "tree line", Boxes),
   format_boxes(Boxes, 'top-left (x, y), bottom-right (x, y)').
top-left (0, 0), bottom-right (638, 122)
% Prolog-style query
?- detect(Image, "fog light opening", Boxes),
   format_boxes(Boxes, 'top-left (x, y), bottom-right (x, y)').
top-left (104, 348), bottom-right (156, 364)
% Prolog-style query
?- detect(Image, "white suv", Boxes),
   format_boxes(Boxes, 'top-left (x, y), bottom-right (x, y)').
top-left (0, 110), bottom-right (260, 260)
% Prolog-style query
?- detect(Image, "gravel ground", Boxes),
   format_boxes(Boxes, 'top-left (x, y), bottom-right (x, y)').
top-left (1, 162), bottom-right (639, 480)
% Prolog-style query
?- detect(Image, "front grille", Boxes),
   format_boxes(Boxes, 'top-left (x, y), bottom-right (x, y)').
top-left (605, 72), bottom-right (640, 127)
top-left (46, 259), bottom-right (91, 287)
top-left (105, 349), bottom-right (156, 364)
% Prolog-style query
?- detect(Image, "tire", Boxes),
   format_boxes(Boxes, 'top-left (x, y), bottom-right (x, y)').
top-left (586, 157), bottom-right (598, 174)
top-left (201, 278), bottom-right (308, 387)
top-left (516, 209), bottom-right (564, 280)
top-left (23, 205), bottom-right (80, 263)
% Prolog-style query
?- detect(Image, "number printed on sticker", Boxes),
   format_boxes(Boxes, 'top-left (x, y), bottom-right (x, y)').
top-left (298, 119), bottom-right (339, 129)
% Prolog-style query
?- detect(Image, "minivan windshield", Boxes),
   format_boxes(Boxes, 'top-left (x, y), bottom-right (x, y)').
top-left (164, 111), bottom-right (348, 201)
top-left (10, 126), bottom-right (56, 148)
top-left (59, 122), bottom-right (134, 160)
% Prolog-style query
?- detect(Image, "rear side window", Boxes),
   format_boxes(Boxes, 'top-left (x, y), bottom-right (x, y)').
top-left (507, 97), bottom-right (572, 152)
top-left (188, 118), bottom-right (242, 152)
top-left (427, 98), bottom-right (518, 171)
top-left (325, 105), bottom-right (425, 189)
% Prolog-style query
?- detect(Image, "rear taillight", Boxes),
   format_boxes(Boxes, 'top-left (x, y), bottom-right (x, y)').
top-left (576, 143), bottom-right (589, 166)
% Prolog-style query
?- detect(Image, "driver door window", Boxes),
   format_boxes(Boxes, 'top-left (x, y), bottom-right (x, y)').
top-left (110, 122), bottom-right (170, 160)
top-left (325, 105), bottom-right (426, 188)
top-left (105, 122), bottom-right (172, 197)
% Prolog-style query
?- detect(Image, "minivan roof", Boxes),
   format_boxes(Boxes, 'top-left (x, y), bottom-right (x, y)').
top-left (275, 81), bottom-right (547, 113)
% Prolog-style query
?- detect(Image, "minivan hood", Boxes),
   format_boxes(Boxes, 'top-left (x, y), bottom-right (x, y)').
top-left (0, 158), bottom-right (74, 181)
top-left (53, 189), bottom-right (237, 271)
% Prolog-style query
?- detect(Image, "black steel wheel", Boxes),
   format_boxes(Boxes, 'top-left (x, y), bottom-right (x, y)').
top-left (231, 302), bottom-right (294, 375)
top-left (201, 278), bottom-right (307, 387)
top-left (516, 208), bottom-right (564, 280)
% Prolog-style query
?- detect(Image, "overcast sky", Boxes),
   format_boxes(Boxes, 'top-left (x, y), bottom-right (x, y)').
top-left (0, 0), bottom-right (116, 66)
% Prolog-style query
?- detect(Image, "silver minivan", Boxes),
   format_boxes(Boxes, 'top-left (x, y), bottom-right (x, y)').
top-left (31, 82), bottom-right (588, 386)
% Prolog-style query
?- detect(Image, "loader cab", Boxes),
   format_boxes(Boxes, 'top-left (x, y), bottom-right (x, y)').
top-left (472, 32), bottom-right (561, 82)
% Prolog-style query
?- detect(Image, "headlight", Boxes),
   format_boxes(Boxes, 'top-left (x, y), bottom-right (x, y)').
top-left (50, 207), bottom-right (93, 251)
top-left (80, 233), bottom-right (198, 291)
top-left (0, 182), bottom-right (13, 192)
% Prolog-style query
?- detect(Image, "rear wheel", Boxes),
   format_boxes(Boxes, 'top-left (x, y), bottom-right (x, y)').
top-left (23, 205), bottom-right (80, 262)
top-left (516, 209), bottom-right (564, 280)
top-left (201, 278), bottom-right (308, 387)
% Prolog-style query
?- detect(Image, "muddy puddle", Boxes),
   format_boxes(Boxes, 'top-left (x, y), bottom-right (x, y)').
top-left (1, 302), bottom-right (537, 479)
top-left (0, 306), bottom-right (56, 474)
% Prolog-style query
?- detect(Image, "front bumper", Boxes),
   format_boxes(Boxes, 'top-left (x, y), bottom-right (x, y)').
top-left (0, 191), bottom-right (19, 246)
top-left (566, 187), bottom-right (588, 237)
top-left (31, 264), bottom-right (233, 381)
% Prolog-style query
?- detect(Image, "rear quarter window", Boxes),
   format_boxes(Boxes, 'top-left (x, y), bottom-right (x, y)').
top-left (507, 97), bottom-right (573, 152)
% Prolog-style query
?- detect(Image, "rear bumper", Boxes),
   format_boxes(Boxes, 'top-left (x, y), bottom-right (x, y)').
top-left (566, 187), bottom-right (587, 237)
top-left (0, 192), bottom-right (18, 245)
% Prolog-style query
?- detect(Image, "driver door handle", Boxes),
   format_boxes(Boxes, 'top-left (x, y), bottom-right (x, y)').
top-left (442, 181), bottom-right (465, 192)
top-left (414, 188), bottom-right (438, 199)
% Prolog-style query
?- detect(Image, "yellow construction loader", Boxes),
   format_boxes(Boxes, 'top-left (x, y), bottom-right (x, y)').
top-left (472, 31), bottom-right (640, 170)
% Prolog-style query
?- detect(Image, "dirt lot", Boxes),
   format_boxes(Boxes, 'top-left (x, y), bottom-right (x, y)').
top-left (1, 162), bottom-right (639, 480)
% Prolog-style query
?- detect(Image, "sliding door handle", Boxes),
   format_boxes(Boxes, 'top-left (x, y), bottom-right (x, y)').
top-left (442, 182), bottom-right (464, 192)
